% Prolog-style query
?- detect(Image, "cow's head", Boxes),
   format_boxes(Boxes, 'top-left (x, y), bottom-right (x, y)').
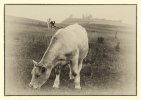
top-left (29, 60), bottom-right (52, 89)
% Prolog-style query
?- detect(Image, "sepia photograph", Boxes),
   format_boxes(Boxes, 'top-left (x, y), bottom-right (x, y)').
top-left (4, 4), bottom-right (137, 96)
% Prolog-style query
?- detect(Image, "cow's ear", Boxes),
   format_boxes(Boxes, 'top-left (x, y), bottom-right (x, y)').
top-left (32, 60), bottom-right (38, 66)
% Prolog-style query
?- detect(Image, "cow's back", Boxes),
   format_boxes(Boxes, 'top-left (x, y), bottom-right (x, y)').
top-left (53, 24), bottom-right (88, 53)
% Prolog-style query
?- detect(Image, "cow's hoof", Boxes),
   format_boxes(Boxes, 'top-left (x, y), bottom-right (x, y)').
top-left (70, 77), bottom-right (74, 80)
top-left (69, 75), bottom-right (74, 80)
top-left (53, 84), bottom-right (59, 89)
top-left (75, 86), bottom-right (81, 90)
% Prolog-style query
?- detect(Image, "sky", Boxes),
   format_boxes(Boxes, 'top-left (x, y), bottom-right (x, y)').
top-left (5, 5), bottom-right (136, 25)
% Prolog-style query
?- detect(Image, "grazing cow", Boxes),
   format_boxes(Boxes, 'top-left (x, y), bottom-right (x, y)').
top-left (47, 18), bottom-right (51, 28)
top-left (50, 21), bottom-right (55, 28)
top-left (29, 23), bottom-right (89, 89)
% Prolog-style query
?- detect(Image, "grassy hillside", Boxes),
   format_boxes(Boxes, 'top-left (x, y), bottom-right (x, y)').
top-left (5, 16), bottom-right (136, 95)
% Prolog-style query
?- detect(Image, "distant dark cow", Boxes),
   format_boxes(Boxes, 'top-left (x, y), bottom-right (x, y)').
top-left (29, 23), bottom-right (89, 89)
top-left (50, 21), bottom-right (55, 28)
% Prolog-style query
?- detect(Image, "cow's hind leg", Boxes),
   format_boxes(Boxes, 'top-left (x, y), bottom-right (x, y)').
top-left (76, 48), bottom-right (88, 89)
top-left (53, 66), bottom-right (61, 89)
top-left (74, 71), bottom-right (81, 89)
top-left (70, 49), bottom-right (81, 89)
top-left (73, 58), bottom-right (84, 89)
top-left (78, 48), bottom-right (88, 73)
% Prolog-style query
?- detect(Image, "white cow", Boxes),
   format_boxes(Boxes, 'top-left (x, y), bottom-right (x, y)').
top-left (47, 18), bottom-right (51, 28)
top-left (29, 23), bottom-right (89, 89)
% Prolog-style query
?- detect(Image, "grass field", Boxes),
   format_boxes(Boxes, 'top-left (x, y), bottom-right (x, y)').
top-left (5, 16), bottom-right (136, 95)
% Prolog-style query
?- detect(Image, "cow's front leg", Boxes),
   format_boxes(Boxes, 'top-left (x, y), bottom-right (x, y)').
top-left (53, 66), bottom-right (61, 89)
top-left (68, 64), bottom-right (74, 80)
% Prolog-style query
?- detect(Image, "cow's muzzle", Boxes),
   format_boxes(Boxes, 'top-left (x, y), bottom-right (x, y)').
top-left (29, 83), bottom-right (40, 89)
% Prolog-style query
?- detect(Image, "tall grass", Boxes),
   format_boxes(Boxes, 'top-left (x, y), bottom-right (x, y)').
top-left (5, 20), bottom-right (136, 95)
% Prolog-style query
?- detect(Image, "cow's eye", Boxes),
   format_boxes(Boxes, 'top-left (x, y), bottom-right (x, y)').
top-left (35, 74), bottom-right (40, 78)
top-left (41, 67), bottom-right (46, 73)
top-left (59, 58), bottom-right (65, 61)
